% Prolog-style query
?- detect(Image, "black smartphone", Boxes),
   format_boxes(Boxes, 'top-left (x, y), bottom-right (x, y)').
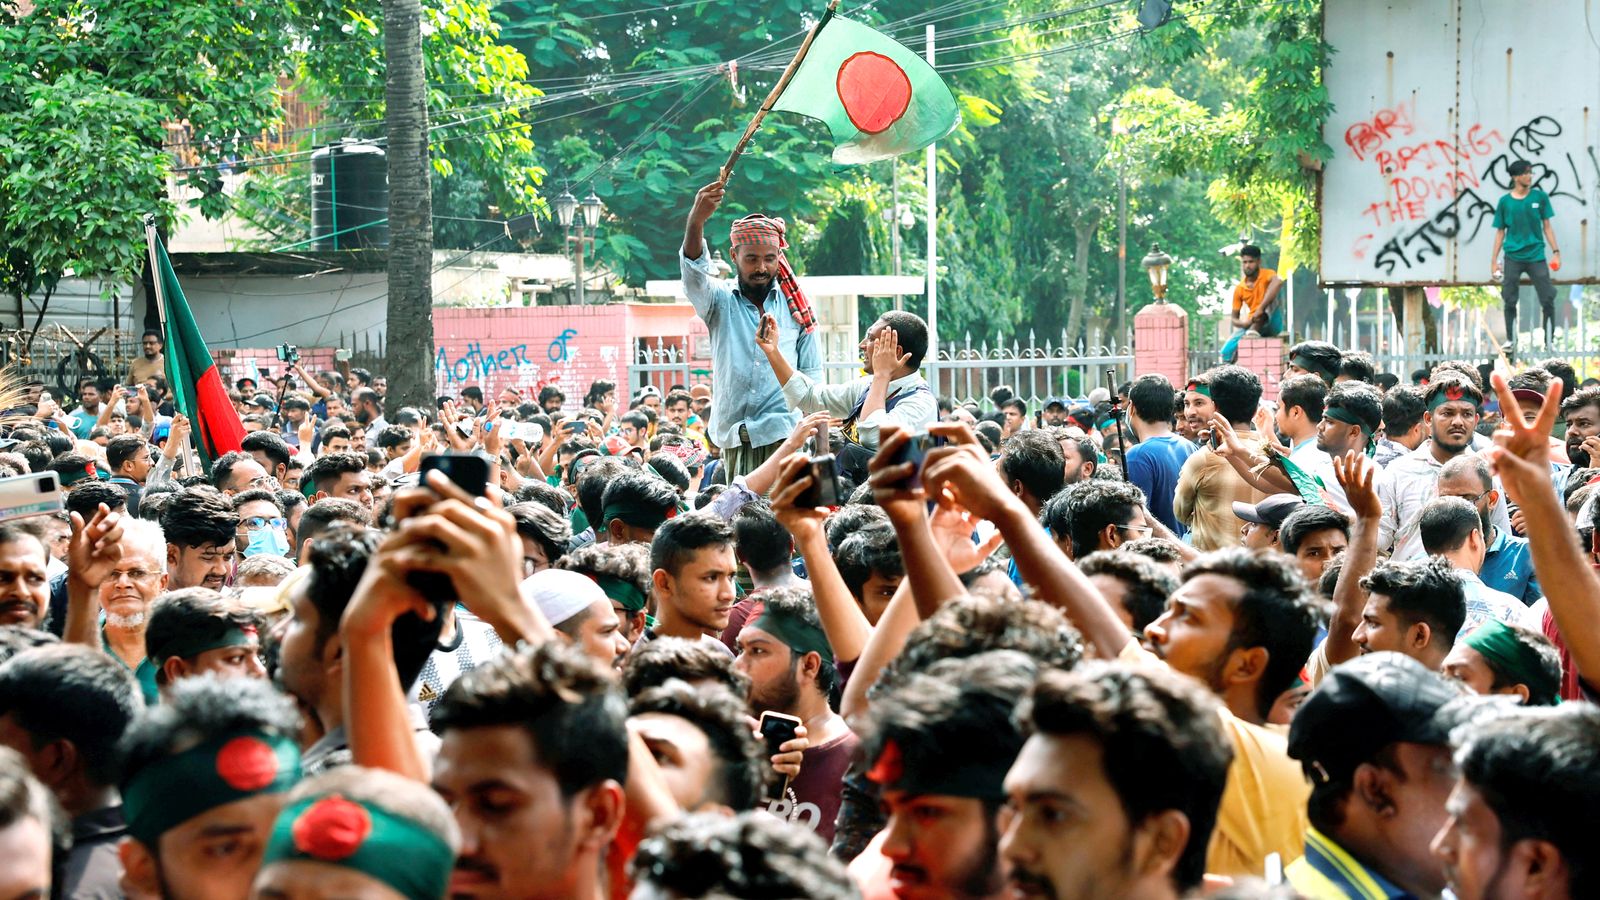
top-left (393, 452), bottom-right (492, 690)
top-left (887, 431), bottom-right (946, 489)
top-left (759, 710), bottom-right (802, 756)
top-left (758, 315), bottom-right (773, 342)
top-left (795, 420), bottom-right (841, 507)
top-left (418, 452), bottom-right (491, 497)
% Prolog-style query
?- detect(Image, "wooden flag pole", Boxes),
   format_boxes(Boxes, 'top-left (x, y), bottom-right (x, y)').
top-left (719, 0), bottom-right (841, 185)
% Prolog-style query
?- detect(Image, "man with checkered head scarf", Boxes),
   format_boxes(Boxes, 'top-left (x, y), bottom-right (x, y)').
top-left (681, 179), bottom-right (821, 480)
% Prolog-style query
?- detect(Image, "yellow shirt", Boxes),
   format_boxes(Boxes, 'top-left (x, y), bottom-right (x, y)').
top-left (1117, 642), bottom-right (1309, 877)
top-left (1174, 437), bottom-right (1269, 552)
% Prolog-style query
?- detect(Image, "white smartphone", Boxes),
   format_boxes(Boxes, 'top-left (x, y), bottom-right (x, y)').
top-left (0, 472), bottom-right (63, 523)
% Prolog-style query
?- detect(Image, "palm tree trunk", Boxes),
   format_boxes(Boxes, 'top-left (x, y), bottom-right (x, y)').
top-left (382, 0), bottom-right (435, 414)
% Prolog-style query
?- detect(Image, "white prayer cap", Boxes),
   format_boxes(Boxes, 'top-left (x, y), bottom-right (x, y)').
top-left (521, 568), bottom-right (606, 627)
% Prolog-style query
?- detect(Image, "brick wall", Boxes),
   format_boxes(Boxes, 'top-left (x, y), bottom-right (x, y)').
top-left (1133, 302), bottom-right (1187, 385)
top-left (1237, 336), bottom-right (1286, 402)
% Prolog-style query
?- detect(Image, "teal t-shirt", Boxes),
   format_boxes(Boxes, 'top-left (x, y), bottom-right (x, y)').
top-left (102, 630), bottom-right (160, 706)
top-left (1493, 188), bottom-right (1554, 262)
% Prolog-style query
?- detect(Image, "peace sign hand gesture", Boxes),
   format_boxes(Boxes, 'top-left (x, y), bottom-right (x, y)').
top-left (1486, 371), bottom-right (1560, 509)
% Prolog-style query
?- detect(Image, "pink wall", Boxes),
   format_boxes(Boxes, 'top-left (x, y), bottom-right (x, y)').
top-left (1132, 302), bottom-right (1188, 386)
top-left (1237, 337), bottom-right (1286, 402)
top-left (216, 303), bottom-right (707, 406)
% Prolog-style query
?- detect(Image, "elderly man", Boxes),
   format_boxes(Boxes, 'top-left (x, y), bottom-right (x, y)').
top-left (61, 519), bottom-right (169, 705)
top-left (681, 180), bottom-right (820, 479)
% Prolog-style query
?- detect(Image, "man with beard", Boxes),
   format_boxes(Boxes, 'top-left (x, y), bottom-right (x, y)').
top-left (849, 653), bottom-right (1035, 900)
top-left (0, 525), bottom-right (50, 629)
top-left (1432, 704), bottom-right (1599, 900)
top-left (524, 568), bottom-right (630, 670)
top-left (160, 488), bottom-right (239, 590)
top-left (643, 512), bottom-right (738, 654)
top-left (352, 387), bottom-right (387, 440)
top-left (1350, 556), bottom-right (1467, 670)
top-left (1558, 383), bottom-right (1600, 470)
top-left (1286, 653), bottom-right (1472, 899)
top-left (681, 181), bottom-right (820, 479)
top-left (116, 676), bottom-right (303, 900)
top-left (1378, 374), bottom-right (1487, 559)
top-left (734, 587), bottom-right (855, 843)
top-left (1002, 663), bottom-right (1233, 900)
top-left (63, 519), bottom-right (167, 704)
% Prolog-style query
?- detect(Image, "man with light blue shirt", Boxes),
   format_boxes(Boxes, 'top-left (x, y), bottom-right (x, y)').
top-left (1436, 455), bottom-right (1541, 606)
top-left (681, 180), bottom-right (820, 480)
top-left (758, 309), bottom-right (934, 456)
top-left (1419, 497), bottom-right (1541, 634)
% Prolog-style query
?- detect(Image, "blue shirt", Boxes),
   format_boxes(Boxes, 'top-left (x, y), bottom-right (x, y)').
top-left (1480, 527), bottom-right (1540, 606)
top-left (681, 250), bottom-right (820, 448)
top-left (1125, 433), bottom-right (1197, 537)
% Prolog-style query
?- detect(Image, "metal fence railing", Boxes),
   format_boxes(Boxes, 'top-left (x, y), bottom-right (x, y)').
top-left (633, 331), bottom-right (1135, 410)
top-left (0, 325), bottom-right (141, 399)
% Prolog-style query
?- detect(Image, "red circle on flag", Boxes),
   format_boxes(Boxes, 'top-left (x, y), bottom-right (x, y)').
top-left (215, 736), bottom-right (280, 791)
top-left (292, 796), bottom-right (372, 861)
top-left (836, 52), bottom-right (912, 135)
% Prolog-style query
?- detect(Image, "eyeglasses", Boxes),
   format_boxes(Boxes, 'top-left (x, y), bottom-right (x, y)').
top-left (240, 517), bottom-right (288, 531)
top-left (1448, 489), bottom-right (1491, 505)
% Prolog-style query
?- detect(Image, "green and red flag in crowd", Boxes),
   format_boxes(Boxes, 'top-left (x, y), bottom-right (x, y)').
top-left (148, 227), bottom-right (245, 472)
top-left (769, 11), bottom-right (960, 165)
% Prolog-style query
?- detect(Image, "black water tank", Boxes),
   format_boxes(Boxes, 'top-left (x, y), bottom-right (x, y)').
top-left (311, 140), bottom-right (389, 250)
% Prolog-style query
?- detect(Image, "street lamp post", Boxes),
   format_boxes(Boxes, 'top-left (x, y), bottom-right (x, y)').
top-left (554, 187), bottom-right (605, 305)
top-left (1141, 245), bottom-right (1173, 301)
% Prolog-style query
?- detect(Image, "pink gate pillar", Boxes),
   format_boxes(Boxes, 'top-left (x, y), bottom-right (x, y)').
top-left (1237, 336), bottom-right (1286, 402)
top-left (1133, 302), bottom-right (1188, 384)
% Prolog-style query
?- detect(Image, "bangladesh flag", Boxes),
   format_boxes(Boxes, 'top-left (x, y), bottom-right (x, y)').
top-left (771, 14), bottom-right (959, 165)
top-left (151, 234), bottom-right (245, 472)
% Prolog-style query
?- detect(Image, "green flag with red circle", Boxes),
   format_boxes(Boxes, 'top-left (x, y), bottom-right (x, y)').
top-left (771, 15), bottom-right (959, 165)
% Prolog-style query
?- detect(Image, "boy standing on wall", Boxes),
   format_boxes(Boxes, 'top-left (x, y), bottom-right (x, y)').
top-left (1490, 159), bottom-right (1561, 353)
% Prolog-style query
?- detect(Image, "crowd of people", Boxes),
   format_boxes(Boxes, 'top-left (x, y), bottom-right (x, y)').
top-left (0, 208), bottom-right (1595, 900)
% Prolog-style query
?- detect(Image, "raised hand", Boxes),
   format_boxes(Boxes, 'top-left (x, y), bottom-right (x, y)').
top-left (67, 504), bottom-right (124, 589)
top-left (690, 180), bottom-right (727, 224)
top-left (1487, 371), bottom-right (1562, 508)
top-left (755, 313), bottom-right (781, 357)
top-left (1332, 450), bottom-right (1380, 522)
top-left (769, 453), bottom-right (829, 538)
top-left (868, 327), bottom-right (910, 377)
top-left (867, 426), bottom-right (927, 525)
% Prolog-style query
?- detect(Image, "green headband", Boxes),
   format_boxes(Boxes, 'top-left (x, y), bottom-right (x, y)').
top-left (123, 731), bottom-right (302, 846)
top-left (1465, 620), bottom-right (1560, 705)
top-left (149, 624), bottom-right (258, 666)
top-left (1290, 354), bottom-right (1338, 381)
top-left (865, 738), bottom-right (1010, 801)
top-left (751, 606), bottom-right (834, 667)
top-left (1428, 387), bottom-right (1482, 413)
top-left (263, 793), bottom-right (455, 899)
top-left (1186, 383), bottom-right (1211, 398)
top-left (593, 574), bottom-right (648, 613)
top-left (1322, 407), bottom-right (1378, 456)
top-left (601, 502), bottom-right (675, 532)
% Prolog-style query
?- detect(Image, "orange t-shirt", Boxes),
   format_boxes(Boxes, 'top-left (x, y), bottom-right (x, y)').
top-left (1231, 268), bottom-right (1278, 318)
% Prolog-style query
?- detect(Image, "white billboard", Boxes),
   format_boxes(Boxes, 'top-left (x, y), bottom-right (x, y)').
top-left (1320, 0), bottom-right (1600, 285)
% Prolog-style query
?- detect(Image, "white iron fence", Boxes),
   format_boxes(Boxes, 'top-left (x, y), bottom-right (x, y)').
top-left (635, 330), bottom-right (1135, 410)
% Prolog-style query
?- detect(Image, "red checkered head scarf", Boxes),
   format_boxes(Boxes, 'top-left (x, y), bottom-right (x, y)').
top-left (729, 214), bottom-right (816, 334)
